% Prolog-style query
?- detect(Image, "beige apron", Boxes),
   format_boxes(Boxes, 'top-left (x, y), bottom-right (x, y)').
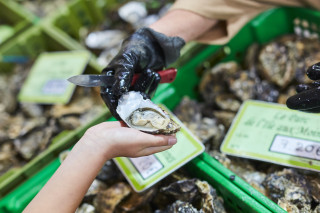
top-left (170, 0), bottom-right (320, 44)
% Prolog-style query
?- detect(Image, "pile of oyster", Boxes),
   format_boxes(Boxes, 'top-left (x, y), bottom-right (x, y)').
top-left (0, 63), bottom-right (106, 176)
top-left (173, 35), bottom-right (320, 212)
top-left (72, 158), bottom-right (226, 213)
top-left (14, 0), bottom-right (71, 18)
top-left (82, 0), bottom-right (173, 67)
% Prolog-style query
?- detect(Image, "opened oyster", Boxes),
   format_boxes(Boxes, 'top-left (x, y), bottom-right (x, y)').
top-left (116, 91), bottom-right (180, 134)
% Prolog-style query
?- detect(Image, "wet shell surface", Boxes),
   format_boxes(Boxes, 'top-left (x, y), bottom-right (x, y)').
top-left (116, 91), bottom-right (180, 134)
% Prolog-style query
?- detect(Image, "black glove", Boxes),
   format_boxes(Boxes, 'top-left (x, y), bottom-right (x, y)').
top-left (100, 27), bottom-right (185, 120)
top-left (286, 62), bottom-right (320, 113)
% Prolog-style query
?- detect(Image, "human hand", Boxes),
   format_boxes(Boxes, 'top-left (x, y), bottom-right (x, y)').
top-left (83, 121), bottom-right (177, 159)
top-left (24, 121), bottom-right (177, 213)
top-left (286, 62), bottom-right (320, 113)
top-left (100, 27), bottom-right (185, 120)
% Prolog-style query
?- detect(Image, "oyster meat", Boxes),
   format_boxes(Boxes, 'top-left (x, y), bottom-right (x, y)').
top-left (116, 91), bottom-right (180, 134)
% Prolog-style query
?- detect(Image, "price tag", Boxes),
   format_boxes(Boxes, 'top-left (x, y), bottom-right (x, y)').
top-left (129, 155), bottom-right (163, 179)
top-left (18, 51), bottom-right (91, 104)
top-left (270, 135), bottom-right (320, 160)
top-left (114, 105), bottom-right (205, 192)
top-left (221, 100), bottom-right (320, 172)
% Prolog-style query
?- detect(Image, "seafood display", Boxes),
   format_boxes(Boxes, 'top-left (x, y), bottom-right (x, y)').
top-left (173, 34), bottom-right (320, 212)
top-left (0, 63), bottom-right (106, 176)
top-left (4, 2), bottom-right (320, 212)
top-left (73, 158), bottom-right (227, 213)
top-left (116, 91), bottom-right (180, 134)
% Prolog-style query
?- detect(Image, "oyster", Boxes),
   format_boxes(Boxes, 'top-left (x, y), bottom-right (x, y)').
top-left (212, 111), bottom-right (236, 129)
top-left (75, 203), bottom-right (95, 213)
top-left (155, 200), bottom-right (200, 213)
top-left (96, 160), bottom-right (124, 183)
top-left (58, 116), bottom-right (81, 130)
top-left (0, 143), bottom-right (19, 175)
top-left (263, 169), bottom-right (312, 211)
top-left (199, 62), bottom-right (238, 105)
top-left (93, 182), bottom-right (131, 213)
top-left (215, 93), bottom-right (241, 112)
top-left (258, 35), bottom-right (298, 88)
top-left (84, 179), bottom-right (107, 203)
top-left (228, 71), bottom-right (256, 101)
top-left (119, 187), bottom-right (157, 211)
top-left (173, 97), bottom-right (226, 149)
top-left (116, 91), bottom-right (180, 134)
top-left (158, 178), bottom-right (226, 213)
top-left (254, 80), bottom-right (279, 102)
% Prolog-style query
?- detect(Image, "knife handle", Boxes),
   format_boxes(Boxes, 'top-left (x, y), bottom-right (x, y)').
top-left (131, 68), bottom-right (177, 85)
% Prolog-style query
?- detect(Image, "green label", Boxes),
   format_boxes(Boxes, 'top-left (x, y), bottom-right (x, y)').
top-left (18, 51), bottom-right (91, 104)
top-left (221, 100), bottom-right (320, 171)
top-left (114, 106), bottom-right (205, 192)
top-left (0, 25), bottom-right (14, 44)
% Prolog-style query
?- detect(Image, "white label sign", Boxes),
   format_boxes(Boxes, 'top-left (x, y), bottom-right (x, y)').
top-left (270, 135), bottom-right (320, 161)
top-left (130, 156), bottom-right (163, 179)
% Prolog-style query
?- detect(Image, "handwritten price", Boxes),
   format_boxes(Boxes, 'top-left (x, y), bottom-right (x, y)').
top-left (270, 135), bottom-right (320, 160)
top-left (295, 143), bottom-right (320, 156)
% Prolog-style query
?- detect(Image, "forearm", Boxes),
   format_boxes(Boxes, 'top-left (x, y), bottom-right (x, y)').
top-left (149, 9), bottom-right (218, 42)
top-left (24, 137), bottom-right (111, 213)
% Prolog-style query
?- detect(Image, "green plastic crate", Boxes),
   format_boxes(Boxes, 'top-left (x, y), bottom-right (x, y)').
top-left (1, 6), bottom-right (319, 213)
top-left (0, 24), bottom-right (110, 197)
top-left (37, 0), bottom-right (205, 71)
top-left (167, 6), bottom-right (320, 213)
top-left (0, 0), bottom-right (38, 47)
top-left (0, 151), bottom-right (273, 213)
top-left (42, 0), bottom-right (202, 62)
top-left (42, 0), bottom-right (118, 41)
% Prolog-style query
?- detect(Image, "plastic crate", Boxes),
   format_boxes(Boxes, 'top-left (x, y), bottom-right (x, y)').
top-left (37, 0), bottom-right (205, 70)
top-left (162, 6), bottom-right (320, 213)
top-left (0, 0), bottom-right (37, 47)
top-left (0, 151), bottom-right (273, 213)
top-left (41, 0), bottom-right (202, 62)
top-left (0, 24), bottom-right (110, 197)
top-left (42, 0), bottom-right (118, 41)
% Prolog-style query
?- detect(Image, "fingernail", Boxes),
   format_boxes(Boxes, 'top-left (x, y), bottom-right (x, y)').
top-left (168, 137), bottom-right (177, 145)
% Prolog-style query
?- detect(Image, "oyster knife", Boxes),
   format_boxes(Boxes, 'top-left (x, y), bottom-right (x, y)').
top-left (68, 74), bottom-right (114, 87)
top-left (68, 68), bottom-right (177, 87)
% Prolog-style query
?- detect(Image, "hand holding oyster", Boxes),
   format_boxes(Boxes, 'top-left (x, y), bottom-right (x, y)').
top-left (116, 91), bottom-right (180, 134)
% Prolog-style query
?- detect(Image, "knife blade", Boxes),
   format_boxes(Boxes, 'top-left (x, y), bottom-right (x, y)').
top-left (68, 68), bottom-right (177, 87)
top-left (68, 74), bottom-right (114, 87)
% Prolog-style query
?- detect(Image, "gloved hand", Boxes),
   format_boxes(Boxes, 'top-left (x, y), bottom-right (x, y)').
top-left (100, 27), bottom-right (185, 120)
top-left (286, 62), bottom-right (320, 113)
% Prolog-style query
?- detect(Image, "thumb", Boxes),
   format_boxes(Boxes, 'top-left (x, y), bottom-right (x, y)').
top-left (109, 52), bottom-right (138, 96)
top-left (113, 66), bottom-right (133, 96)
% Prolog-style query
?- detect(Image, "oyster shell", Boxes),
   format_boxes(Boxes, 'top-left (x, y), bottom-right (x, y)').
top-left (116, 91), bottom-right (180, 134)
top-left (119, 187), bottom-right (157, 211)
top-left (228, 71), bottom-right (256, 101)
top-left (155, 200), bottom-right (200, 213)
top-left (76, 203), bottom-right (95, 213)
top-left (263, 168), bottom-right (312, 211)
top-left (159, 178), bottom-right (226, 213)
top-left (93, 182), bottom-right (131, 213)
top-left (254, 80), bottom-right (279, 102)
